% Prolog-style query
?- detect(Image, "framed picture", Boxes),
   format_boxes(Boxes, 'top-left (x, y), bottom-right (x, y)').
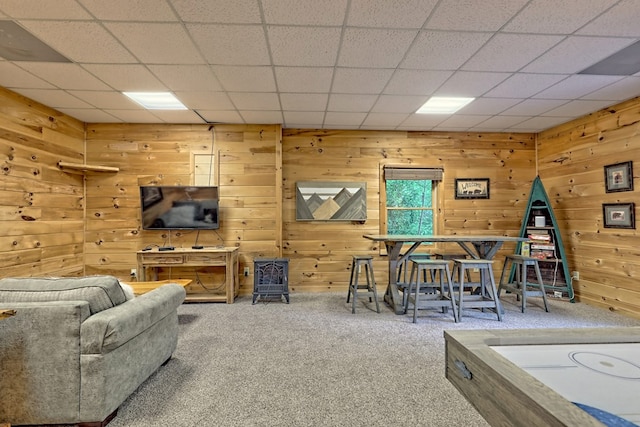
top-left (603, 202), bottom-right (635, 229)
top-left (604, 161), bottom-right (633, 193)
top-left (455, 178), bottom-right (490, 199)
top-left (295, 181), bottom-right (367, 221)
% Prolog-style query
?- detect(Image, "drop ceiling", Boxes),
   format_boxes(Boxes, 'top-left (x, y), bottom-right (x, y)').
top-left (1, 0), bottom-right (640, 132)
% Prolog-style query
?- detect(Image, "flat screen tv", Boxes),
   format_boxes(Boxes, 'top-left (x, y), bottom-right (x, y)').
top-left (140, 186), bottom-right (219, 230)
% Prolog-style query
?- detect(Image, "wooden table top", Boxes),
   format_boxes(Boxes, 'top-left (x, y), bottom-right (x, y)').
top-left (122, 279), bottom-right (192, 295)
top-left (363, 234), bottom-right (526, 243)
top-left (1, 309), bottom-right (16, 319)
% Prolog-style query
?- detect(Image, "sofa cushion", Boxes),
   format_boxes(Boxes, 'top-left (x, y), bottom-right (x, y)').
top-left (0, 276), bottom-right (127, 314)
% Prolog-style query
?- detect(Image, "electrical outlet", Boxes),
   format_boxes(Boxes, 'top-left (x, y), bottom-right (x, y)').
top-left (130, 268), bottom-right (136, 277)
top-left (244, 267), bottom-right (250, 276)
top-left (571, 271), bottom-right (579, 280)
top-left (553, 291), bottom-right (563, 298)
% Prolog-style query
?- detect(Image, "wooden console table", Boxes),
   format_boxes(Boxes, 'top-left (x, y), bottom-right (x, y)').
top-left (137, 247), bottom-right (239, 303)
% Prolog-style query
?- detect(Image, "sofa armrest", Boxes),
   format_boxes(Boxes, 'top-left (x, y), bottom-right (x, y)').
top-left (81, 283), bottom-right (186, 354)
top-left (0, 301), bottom-right (90, 423)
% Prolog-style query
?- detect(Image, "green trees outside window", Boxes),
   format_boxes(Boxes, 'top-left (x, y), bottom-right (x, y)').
top-left (386, 179), bottom-right (434, 235)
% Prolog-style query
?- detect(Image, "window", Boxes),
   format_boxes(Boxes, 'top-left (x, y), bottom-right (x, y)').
top-left (382, 167), bottom-right (442, 235)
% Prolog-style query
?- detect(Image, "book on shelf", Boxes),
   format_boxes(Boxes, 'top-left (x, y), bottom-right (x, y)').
top-left (528, 233), bottom-right (551, 242)
top-left (531, 249), bottom-right (555, 259)
top-left (531, 243), bottom-right (555, 251)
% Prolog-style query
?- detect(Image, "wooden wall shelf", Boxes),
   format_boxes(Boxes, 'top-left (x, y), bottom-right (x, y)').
top-left (57, 161), bottom-right (119, 173)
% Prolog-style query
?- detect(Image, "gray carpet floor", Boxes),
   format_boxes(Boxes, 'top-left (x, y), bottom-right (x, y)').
top-left (108, 292), bottom-right (640, 427)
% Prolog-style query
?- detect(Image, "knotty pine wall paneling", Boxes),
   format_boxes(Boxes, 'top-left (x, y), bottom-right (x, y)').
top-left (0, 87), bottom-right (86, 278)
top-left (537, 96), bottom-right (640, 319)
top-left (84, 123), bottom-right (281, 297)
top-left (281, 129), bottom-right (536, 294)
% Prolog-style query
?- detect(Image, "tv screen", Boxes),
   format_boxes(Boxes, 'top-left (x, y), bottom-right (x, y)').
top-left (140, 186), bottom-right (219, 230)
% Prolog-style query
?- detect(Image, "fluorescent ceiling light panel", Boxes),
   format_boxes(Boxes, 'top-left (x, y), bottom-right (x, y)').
top-left (417, 97), bottom-right (475, 114)
top-left (124, 92), bottom-right (187, 110)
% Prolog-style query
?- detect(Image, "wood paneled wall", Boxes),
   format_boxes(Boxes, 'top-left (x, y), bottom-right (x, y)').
top-left (537, 97), bottom-right (640, 319)
top-left (4, 83), bottom-right (640, 319)
top-left (0, 87), bottom-right (85, 278)
top-left (83, 123), bottom-right (281, 295)
top-left (282, 129), bottom-right (536, 292)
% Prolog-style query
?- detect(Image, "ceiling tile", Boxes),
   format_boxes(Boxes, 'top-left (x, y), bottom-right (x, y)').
top-left (148, 109), bottom-right (204, 123)
top-left (347, 0), bottom-right (438, 28)
top-left (14, 89), bottom-right (92, 109)
top-left (268, 26), bottom-right (341, 66)
top-left (362, 112), bottom-right (408, 128)
top-left (472, 115), bottom-right (529, 129)
top-left (19, 21), bottom-right (137, 63)
top-left (462, 34), bottom-right (564, 72)
top-left (435, 71), bottom-right (511, 97)
top-left (581, 76), bottom-right (640, 101)
top-left (542, 99), bottom-right (615, 117)
top-left (105, 23), bottom-right (204, 64)
top-left (148, 65), bottom-right (223, 91)
top-left (327, 94), bottom-right (378, 112)
top-left (399, 114), bottom-right (448, 128)
top-left (437, 114), bottom-right (492, 129)
top-left (212, 66), bottom-right (276, 92)
top-left (274, 67), bottom-right (334, 93)
top-left (484, 73), bottom-right (568, 98)
top-left (383, 69), bottom-right (453, 95)
top-left (401, 31), bottom-right (492, 70)
top-left (577, 0), bottom-right (640, 37)
top-left (371, 95), bottom-right (427, 114)
top-left (105, 109), bottom-right (160, 122)
top-left (533, 74), bottom-right (624, 99)
top-left (196, 110), bottom-right (244, 123)
top-left (331, 68), bottom-right (394, 94)
top-left (171, 0), bottom-right (261, 23)
top-left (324, 112), bottom-right (366, 126)
top-left (78, 0), bottom-right (177, 21)
top-left (262, 0), bottom-right (347, 25)
top-left (280, 93), bottom-right (328, 111)
top-left (82, 64), bottom-right (168, 91)
top-left (229, 92), bottom-right (280, 110)
top-left (523, 36), bottom-right (636, 74)
top-left (426, 0), bottom-right (529, 31)
top-left (240, 110), bottom-right (284, 124)
top-left (338, 28), bottom-right (417, 68)
top-left (0, 62), bottom-right (55, 89)
top-left (17, 63), bottom-right (111, 90)
top-left (58, 108), bottom-right (122, 122)
top-left (501, 99), bottom-right (569, 116)
top-left (187, 24), bottom-right (270, 65)
top-left (282, 111), bottom-right (324, 127)
top-left (174, 91), bottom-right (234, 110)
top-left (509, 116), bottom-right (570, 131)
top-left (458, 98), bottom-right (521, 115)
top-left (503, 0), bottom-right (618, 34)
top-left (67, 90), bottom-right (142, 109)
top-left (0, 0), bottom-right (92, 19)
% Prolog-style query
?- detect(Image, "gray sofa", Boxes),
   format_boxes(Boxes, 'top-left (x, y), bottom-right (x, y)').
top-left (0, 275), bottom-right (186, 426)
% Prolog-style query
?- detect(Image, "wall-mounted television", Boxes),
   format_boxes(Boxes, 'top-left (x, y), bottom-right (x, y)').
top-left (140, 186), bottom-right (219, 230)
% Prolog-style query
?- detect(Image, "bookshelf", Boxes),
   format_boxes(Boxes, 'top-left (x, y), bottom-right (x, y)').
top-left (515, 177), bottom-right (574, 302)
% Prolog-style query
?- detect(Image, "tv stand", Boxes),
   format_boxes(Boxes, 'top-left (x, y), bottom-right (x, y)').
top-left (136, 247), bottom-right (239, 303)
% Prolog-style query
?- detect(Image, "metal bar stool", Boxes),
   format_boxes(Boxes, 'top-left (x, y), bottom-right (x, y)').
top-left (346, 255), bottom-right (380, 314)
top-left (453, 259), bottom-right (502, 321)
top-left (498, 254), bottom-right (549, 313)
top-left (404, 259), bottom-right (458, 323)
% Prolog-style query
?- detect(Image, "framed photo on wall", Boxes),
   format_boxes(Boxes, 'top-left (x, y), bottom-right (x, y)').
top-left (603, 202), bottom-right (635, 229)
top-left (455, 178), bottom-right (490, 199)
top-left (604, 161), bottom-right (633, 193)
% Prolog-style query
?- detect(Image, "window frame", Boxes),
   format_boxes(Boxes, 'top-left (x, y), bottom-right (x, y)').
top-left (378, 164), bottom-right (443, 248)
